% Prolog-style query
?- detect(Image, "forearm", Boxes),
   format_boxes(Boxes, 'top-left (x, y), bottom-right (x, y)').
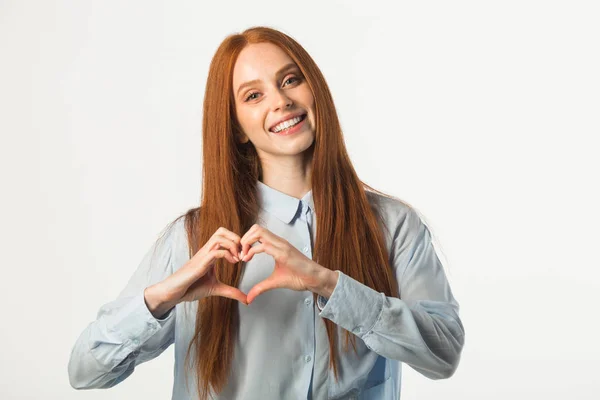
top-left (363, 296), bottom-right (464, 379)
top-left (69, 291), bottom-right (176, 389)
top-left (317, 271), bottom-right (464, 379)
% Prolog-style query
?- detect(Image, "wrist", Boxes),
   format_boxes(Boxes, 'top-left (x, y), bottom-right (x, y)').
top-left (144, 284), bottom-right (177, 319)
top-left (307, 265), bottom-right (339, 298)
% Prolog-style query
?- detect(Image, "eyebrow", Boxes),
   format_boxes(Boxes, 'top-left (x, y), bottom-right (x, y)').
top-left (236, 62), bottom-right (299, 97)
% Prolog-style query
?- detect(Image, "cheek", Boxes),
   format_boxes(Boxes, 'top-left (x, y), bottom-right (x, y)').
top-left (248, 109), bottom-right (267, 128)
top-left (238, 110), bottom-right (262, 131)
top-left (302, 93), bottom-right (316, 119)
top-left (306, 100), bottom-right (316, 126)
top-left (239, 112), bottom-right (271, 141)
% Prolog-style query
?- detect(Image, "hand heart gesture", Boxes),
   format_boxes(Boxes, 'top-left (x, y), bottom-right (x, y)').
top-left (239, 224), bottom-right (327, 304)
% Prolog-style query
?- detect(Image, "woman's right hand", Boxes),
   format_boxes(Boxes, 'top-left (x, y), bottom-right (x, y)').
top-left (147, 227), bottom-right (247, 313)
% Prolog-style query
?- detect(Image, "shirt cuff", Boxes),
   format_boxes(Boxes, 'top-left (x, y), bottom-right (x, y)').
top-left (316, 270), bottom-right (340, 311)
top-left (317, 294), bottom-right (328, 311)
top-left (317, 270), bottom-right (385, 338)
top-left (106, 291), bottom-right (174, 350)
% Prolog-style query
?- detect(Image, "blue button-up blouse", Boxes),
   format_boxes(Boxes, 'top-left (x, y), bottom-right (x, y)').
top-left (68, 180), bottom-right (465, 399)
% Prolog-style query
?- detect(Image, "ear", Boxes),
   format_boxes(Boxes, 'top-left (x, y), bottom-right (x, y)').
top-left (234, 126), bottom-right (250, 144)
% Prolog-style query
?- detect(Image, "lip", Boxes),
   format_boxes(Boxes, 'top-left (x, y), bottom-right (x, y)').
top-left (271, 115), bottom-right (307, 136)
top-left (268, 112), bottom-right (307, 132)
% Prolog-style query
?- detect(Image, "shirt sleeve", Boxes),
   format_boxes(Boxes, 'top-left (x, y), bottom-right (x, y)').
top-left (317, 208), bottom-right (465, 379)
top-left (68, 218), bottom-right (184, 390)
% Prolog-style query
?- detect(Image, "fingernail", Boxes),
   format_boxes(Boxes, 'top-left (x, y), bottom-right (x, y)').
top-left (234, 256), bottom-right (240, 262)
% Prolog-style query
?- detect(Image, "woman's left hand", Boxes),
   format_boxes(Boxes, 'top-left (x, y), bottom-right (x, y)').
top-left (239, 224), bottom-right (336, 304)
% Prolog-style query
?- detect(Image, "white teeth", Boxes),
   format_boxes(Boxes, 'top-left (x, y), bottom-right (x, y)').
top-left (271, 115), bottom-right (304, 133)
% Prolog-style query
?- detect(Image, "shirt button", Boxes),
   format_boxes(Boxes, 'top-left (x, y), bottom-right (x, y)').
top-left (303, 246), bottom-right (309, 252)
top-left (132, 338), bottom-right (139, 346)
top-left (304, 298), bottom-right (311, 306)
top-left (304, 355), bottom-right (312, 363)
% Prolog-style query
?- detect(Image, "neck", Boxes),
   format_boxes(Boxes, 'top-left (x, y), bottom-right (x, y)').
top-left (259, 153), bottom-right (313, 200)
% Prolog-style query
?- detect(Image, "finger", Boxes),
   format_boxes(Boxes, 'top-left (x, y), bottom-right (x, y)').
top-left (240, 225), bottom-right (258, 258)
top-left (214, 228), bottom-right (243, 259)
top-left (240, 225), bottom-right (276, 256)
top-left (241, 242), bottom-right (268, 262)
top-left (241, 227), bottom-right (283, 258)
top-left (208, 235), bottom-right (240, 262)
top-left (239, 224), bottom-right (258, 245)
top-left (210, 282), bottom-right (248, 305)
top-left (246, 274), bottom-right (282, 304)
top-left (210, 249), bottom-right (240, 265)
top-left (214, 227), bottom-right (242, 247)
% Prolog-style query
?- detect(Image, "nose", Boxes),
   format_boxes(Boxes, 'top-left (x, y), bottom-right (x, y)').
top-left (271, 88), bottom-right (293, 111)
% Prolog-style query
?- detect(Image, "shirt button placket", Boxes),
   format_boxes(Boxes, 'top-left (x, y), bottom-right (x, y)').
top-left (300, 199), bottom-right (315, 392)
top-left (304, 204), bottom-right (313, 257)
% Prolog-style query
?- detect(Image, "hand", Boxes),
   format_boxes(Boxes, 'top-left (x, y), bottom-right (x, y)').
top-left (157, 227), bottom-right (248, 305)
top-left (239, 224), bottom-right (334, 304)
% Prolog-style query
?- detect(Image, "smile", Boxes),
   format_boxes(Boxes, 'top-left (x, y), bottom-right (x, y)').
top-left (270, 114), bottom-right (307, 135)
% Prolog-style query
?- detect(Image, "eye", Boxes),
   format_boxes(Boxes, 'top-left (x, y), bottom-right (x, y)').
top-left (244, 91), bottom-right (260, 102)
top-left (283, 76), bottom-right (301, 86)
top-left (243, 76), bottom-right (302, 102)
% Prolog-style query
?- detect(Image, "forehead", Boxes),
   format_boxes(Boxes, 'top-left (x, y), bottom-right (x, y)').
top-left (232, 42), bottom-right (296, 88)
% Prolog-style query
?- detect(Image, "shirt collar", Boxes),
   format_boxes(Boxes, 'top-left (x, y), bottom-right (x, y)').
top-left (257, 180), bottom-right (314, 224)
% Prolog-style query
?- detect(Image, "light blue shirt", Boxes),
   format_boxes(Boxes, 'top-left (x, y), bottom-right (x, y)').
top-left (68, 181), bottom-right (464, 399)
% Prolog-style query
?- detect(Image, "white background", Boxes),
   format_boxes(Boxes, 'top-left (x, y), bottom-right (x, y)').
top-left (1, 1), bottom-right (598, 399)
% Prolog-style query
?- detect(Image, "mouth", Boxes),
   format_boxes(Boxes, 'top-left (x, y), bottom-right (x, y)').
top-left (269, 113), bottom-right (308, 133)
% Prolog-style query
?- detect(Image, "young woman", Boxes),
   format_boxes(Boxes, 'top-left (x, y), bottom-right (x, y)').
top-left (68, 26), bottom-right (465, 400)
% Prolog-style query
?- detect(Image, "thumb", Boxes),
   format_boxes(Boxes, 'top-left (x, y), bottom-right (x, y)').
top-left (210, 282), bottom-right (248, 305)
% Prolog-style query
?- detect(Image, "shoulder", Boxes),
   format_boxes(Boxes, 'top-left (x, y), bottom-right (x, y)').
top-left (158, 214), bottom-right (188, 243)
top-left (154, 214), bottom-right (190, 261)
top-left (365, 190), bottom-right (426, 248)
top-left (366, 190), bottom-right (422, 229)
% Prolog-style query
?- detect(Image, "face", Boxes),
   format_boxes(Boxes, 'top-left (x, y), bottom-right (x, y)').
top-left (232, 42), bottom-right (316, 162)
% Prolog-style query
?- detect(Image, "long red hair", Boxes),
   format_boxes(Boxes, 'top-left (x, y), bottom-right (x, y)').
top-left (172, 26), bottom-right (404, 399)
